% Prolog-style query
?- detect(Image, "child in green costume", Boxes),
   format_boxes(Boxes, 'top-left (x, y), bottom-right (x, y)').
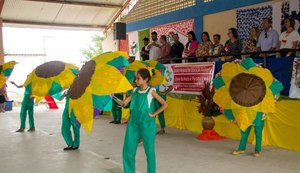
top-left (122, 68), bottom-right (168, 173)
top-left (60, 90), bottom-right (81, 150)
top-left (154, 84), bottom-right (173, 134)
top-left (11, 81), bottom-right (35, 132)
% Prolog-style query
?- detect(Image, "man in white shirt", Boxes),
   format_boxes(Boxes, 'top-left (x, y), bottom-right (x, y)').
top-left (146, 31), bottom-right (162, 60)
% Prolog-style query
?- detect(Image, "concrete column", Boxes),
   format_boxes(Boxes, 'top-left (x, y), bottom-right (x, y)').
top-left (0, 17), bottom-right (4, 64)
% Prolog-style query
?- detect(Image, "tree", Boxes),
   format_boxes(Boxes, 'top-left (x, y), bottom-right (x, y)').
top-left (81, 34), bottom-right (104, 62)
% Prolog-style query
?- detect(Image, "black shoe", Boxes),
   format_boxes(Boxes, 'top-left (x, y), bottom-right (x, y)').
top-left (27, 128), bottom-right (35, 132)
top-left (16, 128), bottom-right (25, 132)
top-left (109, 121), bottom-right (115, 124)
top-left (114, 121), bottom-right (121, 124)
top-left (63, 146), bottom-right (73, 151)
top-left (72, 146), bottom-right (79, 150)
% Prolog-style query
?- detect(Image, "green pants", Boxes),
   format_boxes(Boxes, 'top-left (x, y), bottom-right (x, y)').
top-left (112, 93), bottom-right (123, 122)
top-left (61, 108), bottom-right (80, 147)
top-left (238, 120), bottom-right (264, 152)
top-left (123, 111), bottom-right (157, 173)
top-left (154, 94), bottom-right (166, 129)
top-left (20, 96), bottom-right (34, 129)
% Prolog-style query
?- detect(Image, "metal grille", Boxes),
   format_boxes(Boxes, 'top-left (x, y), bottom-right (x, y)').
top-left (122, 0), bottom-right (196, 23)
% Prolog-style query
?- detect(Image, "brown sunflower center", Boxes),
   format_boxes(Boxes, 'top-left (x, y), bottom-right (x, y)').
top-left (69, 60), bottom-right (96, 99)
top-left (35, 61), bottom-right (65, 78)
top-left (0, 66), bottom-right (3, 73)
top-left (229, 73), bottom-right (266, 107)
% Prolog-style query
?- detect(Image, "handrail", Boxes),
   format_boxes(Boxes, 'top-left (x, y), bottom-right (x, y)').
top-left (155, 48), bottom-right (300, 62)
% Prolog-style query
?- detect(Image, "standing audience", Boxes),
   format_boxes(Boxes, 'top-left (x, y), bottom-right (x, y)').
top-left (143, 17), bottom-right (299, 63)
top-left (277, 17), bottom-right (300, 57)
top-left (170, 34), bottom-right (184, 63)
top-left (257, 17), bottom-right (279, 57)
top-left (184, 31), bottom-right (199, 62)
top-left (140, 37), bottom-right (150, 61)
top-left (146, 32), bottom-right (162, 60)
top-left (224, 28), bottom-right (243, 59)
top-left (243, 26), bottom-right (260, 54)
top-left (159, 35), bottom-right (171, 64)
top-left (196, 32), bottom-right (213, 62)
top-left (209, 34), bottom-right (224, 61)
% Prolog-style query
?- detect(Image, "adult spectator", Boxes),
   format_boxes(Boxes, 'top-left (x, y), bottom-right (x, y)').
top-left (159, 35), bottom-right (171, 64)
top-left (257, 17), bottom-right (279, 57)
top-left (170, 34), bottom-right (184, 63)
top-left (277, 17), bottom-right (300, 57)
top-left (243, 26), bottom-right (260, 54)
top-left (224, 28), bottom-right (243, 59)
top-left (140, 37), bottom-right (150, 61)
top-left (183, 31), bottom-right (199, 62)
top-left (146, 31), bottom-right (162, 60)
top-left (209, 34), bottom-right (224, 61)
top-left (196, 32), bottom-right (213, 62)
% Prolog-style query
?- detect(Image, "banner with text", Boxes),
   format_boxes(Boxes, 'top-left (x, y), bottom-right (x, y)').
top-left (163, 63), bottom-right (215, 95)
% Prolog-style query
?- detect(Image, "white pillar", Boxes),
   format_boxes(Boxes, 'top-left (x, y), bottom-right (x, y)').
top-left (0, 17), bottom-right (4, 64)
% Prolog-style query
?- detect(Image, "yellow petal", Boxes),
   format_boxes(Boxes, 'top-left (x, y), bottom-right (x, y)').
top-left (248, 67), bottom-right (273, 87)
top-left (258, 89), bottom-right (276, 113)
top-left (213, 86), bottom-right (232, 109)
top-left (233, 109), bottom-right (254, 131)
top-left (69, 92), bottom-right (94, 133)
top-left (31, 77), bottom-right (52, 96)
top-left (35, 96), bottom-right (44, 103)
top-left (91, 65), bottom-right (133, 95)
top-left (94, 51), bottom-right (129, 64)
top-left (149, 69), bottom-right (167, 86)
top-left (221, 62), bottom-right (246, 87)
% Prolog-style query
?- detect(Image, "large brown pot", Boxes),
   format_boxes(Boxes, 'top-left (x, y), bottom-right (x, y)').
top-left (201, 116), bottom-right (215, 130)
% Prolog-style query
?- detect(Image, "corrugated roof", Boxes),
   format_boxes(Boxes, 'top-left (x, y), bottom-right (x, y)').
top-left (1, 0), bottom-right (128, 31)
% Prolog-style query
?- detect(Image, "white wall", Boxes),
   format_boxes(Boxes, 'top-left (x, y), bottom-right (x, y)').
top-left (102, 32), bottom-right (118, 52)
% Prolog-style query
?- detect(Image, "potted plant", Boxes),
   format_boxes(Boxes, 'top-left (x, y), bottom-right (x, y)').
top-left (196, 82), bottom-right (225, 140)
top-left (197, 82), bottom-right (222, 128)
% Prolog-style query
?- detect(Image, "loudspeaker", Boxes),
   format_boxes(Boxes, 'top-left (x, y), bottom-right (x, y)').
top-left (113, 22), bottom-right (126, 40)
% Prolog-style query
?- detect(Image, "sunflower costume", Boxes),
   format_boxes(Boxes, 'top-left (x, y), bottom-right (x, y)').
top-left (123, 60), bottom-right (167, 86)
top-left (144, 60), bottom-right (165, 74)
top-left (15, 61), bottom-right (78, 132)
top-left (213, 58), bottom-right (283, 156)
top-left (69, 51), bottom-right (133, 133)
top-left (23, 61), bottom-right (78, 102)
top-left (0, 61), bottom-right (17, 88)
top-left (0, 61), bottom-right (17, 112)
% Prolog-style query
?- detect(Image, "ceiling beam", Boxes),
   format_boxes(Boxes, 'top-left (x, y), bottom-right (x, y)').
top-left (105, 0), bottom-right (131, 32)
top-left (24, 0), bottom-right (122, 8)
top-left (0, 0), bottom-right (5, 15)
top-left (3, 19), bottom-right (106, 29)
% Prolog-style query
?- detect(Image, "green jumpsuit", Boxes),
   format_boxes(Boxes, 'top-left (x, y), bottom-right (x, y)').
top-left (61, 92), bottom-right (81, 147)
top-left (237, 112), bottom-right (264, 152)
top-left (20, 91), bottom-right (35, 129)
top-left (112, 93), bottom-right (123, 123)
top-left (123, 87), bottom-right (156, 173)
top-left (154, 87), bottom-right (166, 129)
